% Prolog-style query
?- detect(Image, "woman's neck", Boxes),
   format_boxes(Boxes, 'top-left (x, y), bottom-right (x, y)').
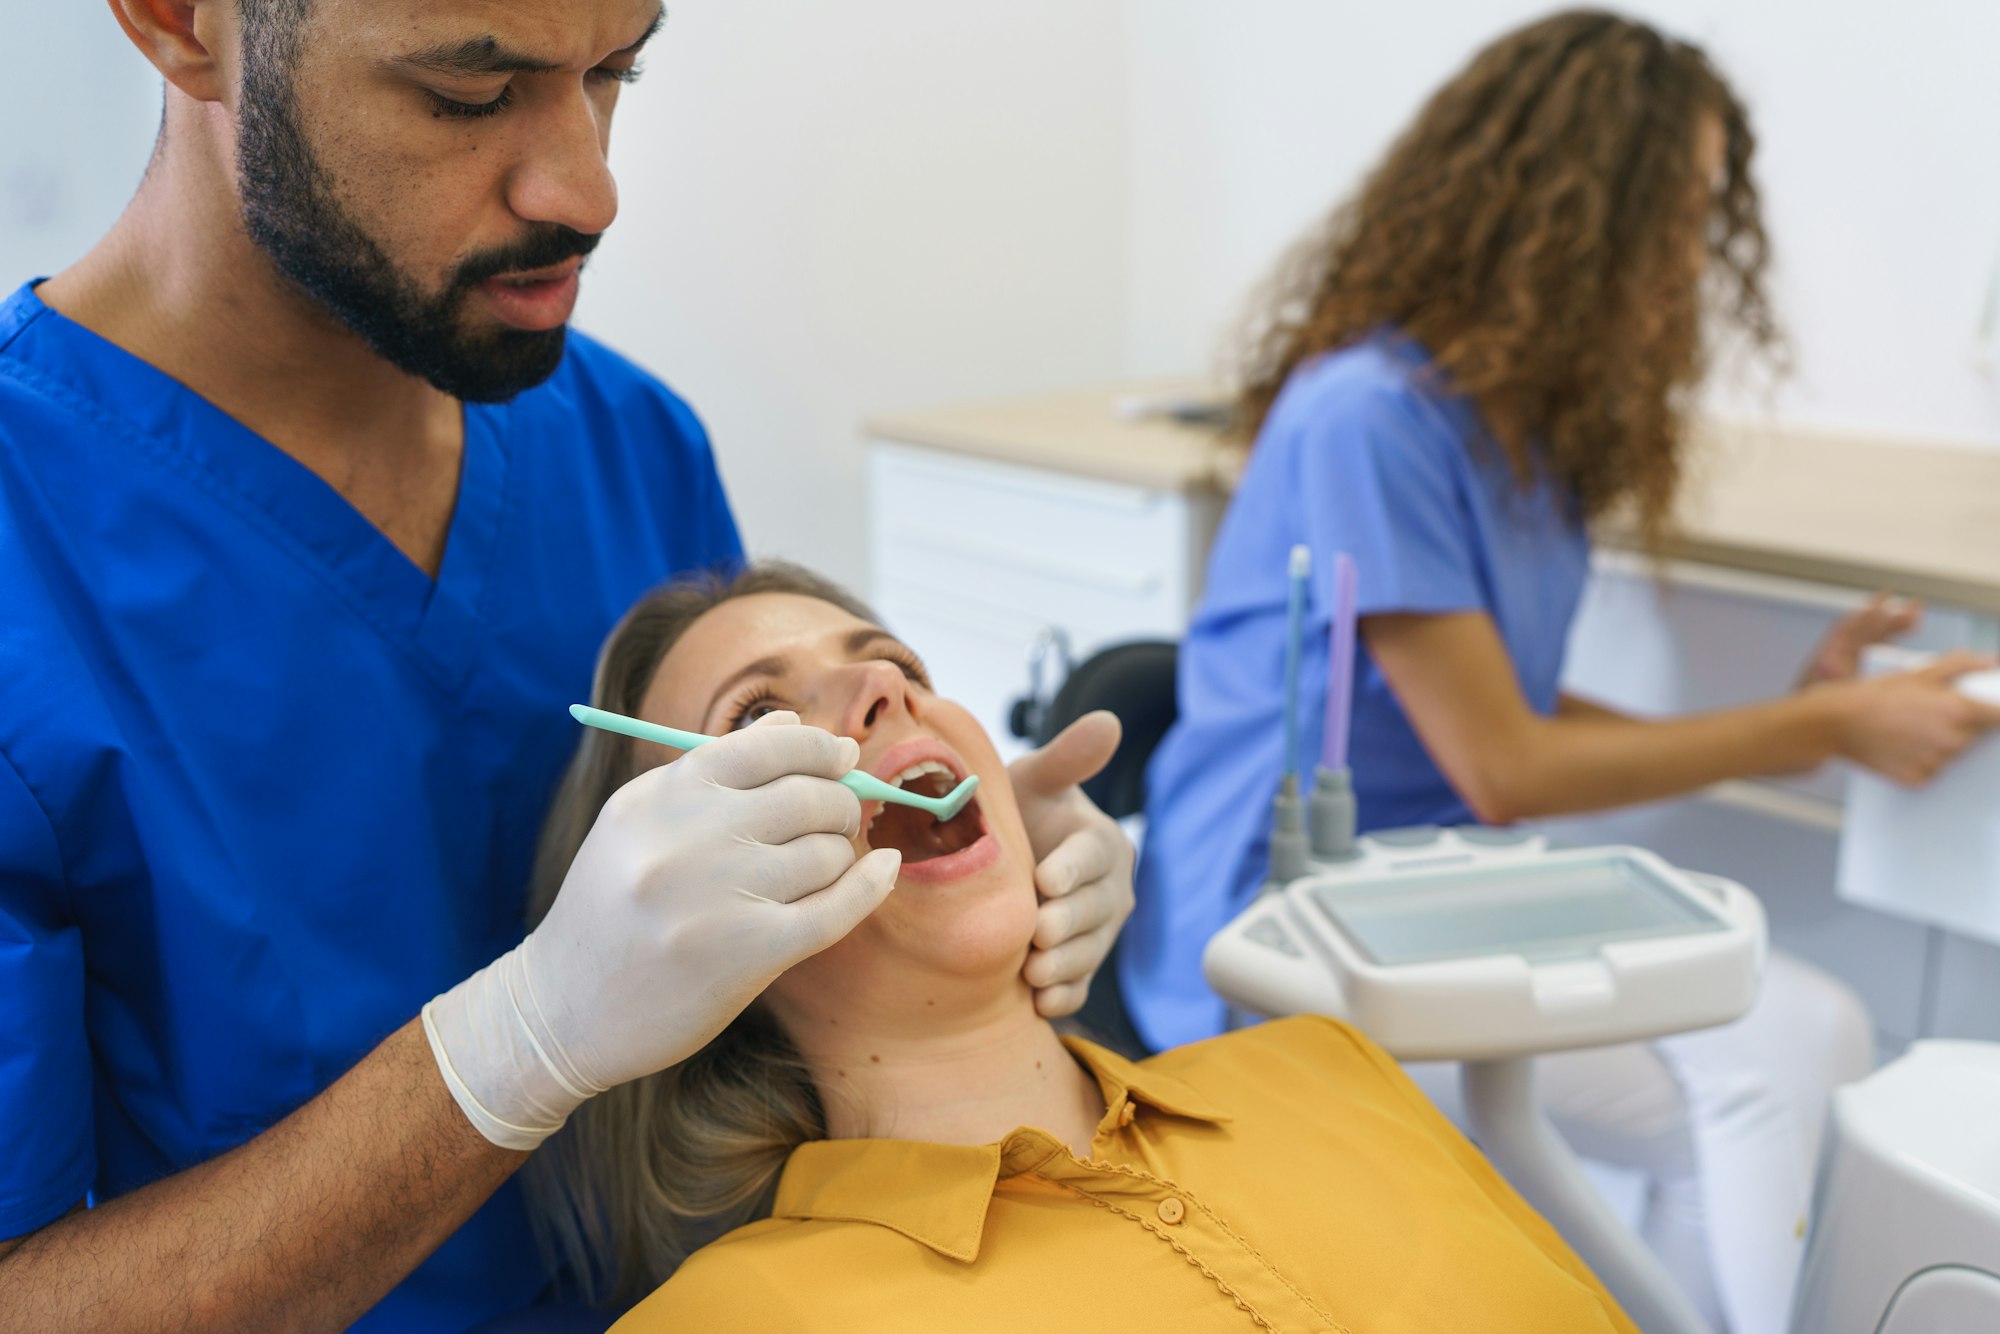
top-left (774, 976), bottom-right (1105, 1158)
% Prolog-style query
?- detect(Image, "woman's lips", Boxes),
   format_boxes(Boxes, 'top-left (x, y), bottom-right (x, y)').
top-left (477, 260), bottom-right (582, 332)
top-left (894, 826), bottom-right (1001, 886)
top-left (859, 735), bottom-right (998, 885)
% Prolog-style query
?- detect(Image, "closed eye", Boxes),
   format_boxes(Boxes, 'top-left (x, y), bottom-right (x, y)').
top-left (428, 85), bottom-right (515, 119)
top-left (589, 61), bottom-right (645, 86)
top-left (876, 646), bottom-right (932, 690)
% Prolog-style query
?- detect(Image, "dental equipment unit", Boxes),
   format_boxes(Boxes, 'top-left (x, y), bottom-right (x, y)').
top-left (1210, 547), bottom-right (2000, 1334)
top-left (1212, 545), bottom-right (1764, 1334)
top-left (569, 704), bottom-right (981, 821)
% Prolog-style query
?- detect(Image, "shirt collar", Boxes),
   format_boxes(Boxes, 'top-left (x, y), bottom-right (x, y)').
top-left (770, 1035), bottom-right (1230, 1262)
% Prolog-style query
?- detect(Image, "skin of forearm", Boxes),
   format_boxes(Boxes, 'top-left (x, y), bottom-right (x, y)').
top-left (1478, 692), bottom-right (1840, 822)
top-left (0, 1019), bottom-right (526, 1334)
top-left (1554, 692), bottom-right (1630, 723)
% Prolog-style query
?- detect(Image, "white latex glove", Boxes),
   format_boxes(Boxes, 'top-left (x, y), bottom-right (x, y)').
top-left (1009, 712), bottom-right (1136, 1018)
top-left (423, 712), bottom-right (901, 1150)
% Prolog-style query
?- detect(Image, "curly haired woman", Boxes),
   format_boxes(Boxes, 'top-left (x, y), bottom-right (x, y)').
top-left (1126, 11), bottom-right (2000, 1334)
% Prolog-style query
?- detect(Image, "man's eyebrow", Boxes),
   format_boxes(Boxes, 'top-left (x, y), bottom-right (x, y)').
top-left (394, 35), bottom-right (561, 78)
top-left (394, 8), bottom-right (664, 79)
top-left (704, 654), bottom-right (788, 725)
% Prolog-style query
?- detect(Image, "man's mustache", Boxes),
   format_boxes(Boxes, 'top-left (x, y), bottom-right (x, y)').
top-left (452, 226), bottom-right (602, 289)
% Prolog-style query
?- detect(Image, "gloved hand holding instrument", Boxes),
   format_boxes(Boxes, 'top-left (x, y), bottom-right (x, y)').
top-left (424, 710), bottom-right (904, 1150)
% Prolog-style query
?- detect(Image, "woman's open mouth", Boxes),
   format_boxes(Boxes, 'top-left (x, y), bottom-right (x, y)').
top-left (862, 745), bottom-right (999, 885)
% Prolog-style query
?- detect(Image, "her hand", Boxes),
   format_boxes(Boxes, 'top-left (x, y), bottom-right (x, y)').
top-left (1007, 711), bottom-right (1136, 1018)
top-left (1822, 650), bottom-right (2000, 786)
top-left (1799, 593), bottom-right (1923, 688)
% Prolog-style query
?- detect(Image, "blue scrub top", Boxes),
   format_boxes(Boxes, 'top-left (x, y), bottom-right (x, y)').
top-left (0, 282), bottom-right (742, 1330)
top-left (1124, 334), bottom-right (1590, 1051)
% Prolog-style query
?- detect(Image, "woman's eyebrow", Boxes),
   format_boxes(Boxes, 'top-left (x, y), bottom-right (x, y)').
top-left (704, 654), bottom-right (788, 722)
top-left (843, 628), bottom-right (904, 657)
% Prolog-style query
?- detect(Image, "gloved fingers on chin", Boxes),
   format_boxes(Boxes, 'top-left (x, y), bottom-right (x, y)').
top-left (1023, 921), bottom-right (1118, 992)
top-left (1029, 978), bottom-right (1090, 1020)
top-left (1033, 871), bottom-right (1122, 949)
top-left (1033, 825), bottom-right (1123, 900)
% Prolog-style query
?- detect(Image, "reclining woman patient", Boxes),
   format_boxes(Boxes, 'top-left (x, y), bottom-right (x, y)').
top-left (527, 563), bottom-right (1639, 1333)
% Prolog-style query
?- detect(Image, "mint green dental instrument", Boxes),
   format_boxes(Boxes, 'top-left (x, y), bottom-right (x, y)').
top-left (569, 704), bottom-right (981, 821)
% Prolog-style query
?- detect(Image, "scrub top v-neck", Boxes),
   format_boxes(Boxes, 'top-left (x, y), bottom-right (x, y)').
top-left (0, 281), bottom-right (743, 1332)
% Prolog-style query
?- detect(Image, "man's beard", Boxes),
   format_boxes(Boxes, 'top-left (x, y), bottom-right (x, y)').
top-left (235, 56), bottom-right (597, 403)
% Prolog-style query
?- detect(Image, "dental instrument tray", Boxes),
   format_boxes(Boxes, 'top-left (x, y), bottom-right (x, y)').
top-left (1203, 827), bottom-right (1766, 1061)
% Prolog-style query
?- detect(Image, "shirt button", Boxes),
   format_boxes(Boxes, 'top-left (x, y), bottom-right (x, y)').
top-left (1156, 1197), bottom-right (1186, 1226)
top-left (1116, 1102), bottom-right (1137, 1128)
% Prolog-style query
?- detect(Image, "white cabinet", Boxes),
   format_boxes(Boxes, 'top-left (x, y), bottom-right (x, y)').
top-left (1557, 554), bottom-right (2000, 1050)
top-left (866, 443), bottom-right (1219, 757)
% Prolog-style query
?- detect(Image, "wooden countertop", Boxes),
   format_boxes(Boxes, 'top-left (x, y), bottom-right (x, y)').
top-left (868, 383), bottom-right (2000, 615)
top-left (1663, 419), bottom-right (2000, 614)
top-left (866, 380), bottom-right (1241, 494)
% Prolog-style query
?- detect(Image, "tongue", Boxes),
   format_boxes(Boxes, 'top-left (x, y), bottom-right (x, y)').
top-left (870, 801), bottom-right (981, 864)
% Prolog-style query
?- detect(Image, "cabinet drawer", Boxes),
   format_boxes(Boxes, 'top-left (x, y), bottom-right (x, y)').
top-left (868, 444), bottom-right (1203, 606)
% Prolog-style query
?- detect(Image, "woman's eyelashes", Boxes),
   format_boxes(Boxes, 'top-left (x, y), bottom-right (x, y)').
top-left (729, 688), bottom-right (785, 732)
top-left (879, 645), bottom-right (933, 690)
top-left (723, 652), bottom-right (933, 732)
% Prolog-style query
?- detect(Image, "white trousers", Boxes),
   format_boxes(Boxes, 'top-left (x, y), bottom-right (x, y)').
top-left (1405, 950), bottom-right (1874, 1334)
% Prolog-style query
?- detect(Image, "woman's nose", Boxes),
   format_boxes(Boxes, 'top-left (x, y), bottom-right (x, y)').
top-left (840, 661), bottom-right (910, 741)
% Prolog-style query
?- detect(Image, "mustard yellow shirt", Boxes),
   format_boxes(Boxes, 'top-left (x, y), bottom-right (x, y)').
top-left (613, 1016), bottom-right (1639, 1333)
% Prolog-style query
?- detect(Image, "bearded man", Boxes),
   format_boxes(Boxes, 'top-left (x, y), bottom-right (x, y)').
top-left (0, 4), bottom-right (1133, 1329)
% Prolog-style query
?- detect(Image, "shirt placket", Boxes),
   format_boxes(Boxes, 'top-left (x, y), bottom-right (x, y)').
top-left (1002, 1123), bottom-right (1350, 1334)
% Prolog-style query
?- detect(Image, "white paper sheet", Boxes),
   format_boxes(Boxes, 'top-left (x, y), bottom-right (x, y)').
top-left (1837, 649), bottom-right (2000, 944)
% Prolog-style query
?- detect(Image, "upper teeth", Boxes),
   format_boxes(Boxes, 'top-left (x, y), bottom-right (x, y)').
top-left (889, 760), bottom-right (955, 789)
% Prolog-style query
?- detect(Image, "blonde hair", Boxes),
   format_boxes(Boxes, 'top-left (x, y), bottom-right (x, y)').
top-left (523, 562), bottom-right (883, 1306)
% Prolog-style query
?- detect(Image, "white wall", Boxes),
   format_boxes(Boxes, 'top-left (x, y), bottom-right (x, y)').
top-left (1, 9), bottom-right (159, 281)
top-left (577, 1), bottom-right (1133, 589)
top-left (1126, 0), bottom-right (2000, 448)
